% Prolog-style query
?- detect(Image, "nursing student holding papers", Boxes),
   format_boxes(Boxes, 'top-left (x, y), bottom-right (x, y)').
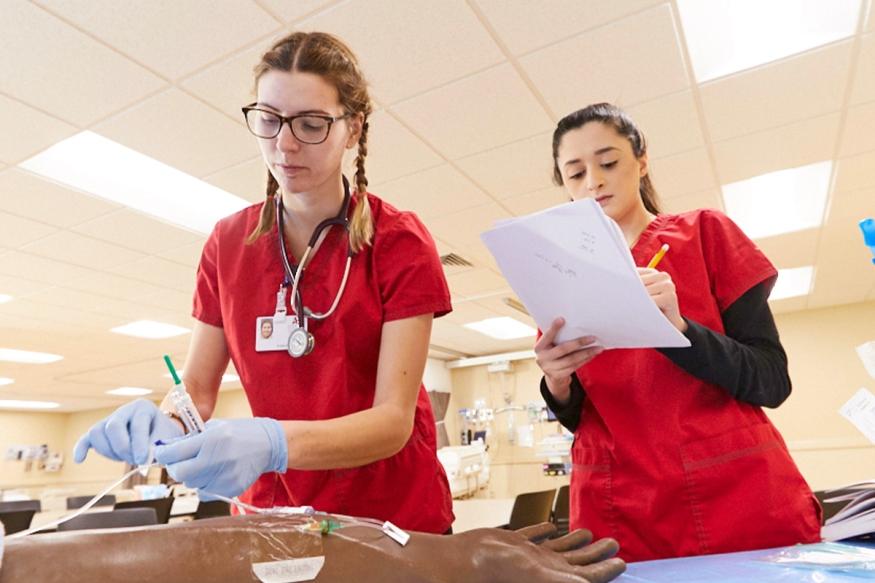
top-left (517, 104), bottom-right (819, 561)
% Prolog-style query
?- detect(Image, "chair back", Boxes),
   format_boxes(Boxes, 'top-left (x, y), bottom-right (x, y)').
top-left (0, 509), bottom-right (37, 535)
top-left (57, 507), bottom-right (157, 532)
top-left (194, 500), bottom-right (231, 520)
top-left (66, 494), bottom-right (116, 509)
top-left (114, 497), bottom-right (175, 524)
top-left (508, 488), bottom-right (557, 531)
top-left (0, 500), bottom-right (41, 513)
top-left (551, 484), bottom-right (570, 535)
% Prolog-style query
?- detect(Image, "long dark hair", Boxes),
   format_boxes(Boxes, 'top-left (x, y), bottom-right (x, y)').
top-left (551, 103), bottom-right (661, 215)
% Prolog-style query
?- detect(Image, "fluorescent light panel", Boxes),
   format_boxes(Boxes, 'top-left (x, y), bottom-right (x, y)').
top-left (0, 348), bottom-right (63, 364)
top-left (722, 161), bottom-right (831, 240)
top-left (164, 372), bottom-right (239, 384)
top-left (106, 387), bottom-right (153, 397)
top-left (677, 0), bottom-right (861, 82)
top-left (18, 131), bottom-right (249, 235)
top-left (464, 317), bottom-right (537, 340)
top-left (0, 378), bottom-right (13, 387)
top-left (0, 294), bottom-right (12, 304)
top-left (111, 320), bottom-right (190, 339)
top-left (770, 266), bottom-right (814, 301)
top-left (0, 400), bottom-right (60, 410)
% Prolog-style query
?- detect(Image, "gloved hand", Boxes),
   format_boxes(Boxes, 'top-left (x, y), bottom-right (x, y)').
top-left (154, 418), bottom-right (288, 499)
top-left (73, 399), bottom-right (185, 466)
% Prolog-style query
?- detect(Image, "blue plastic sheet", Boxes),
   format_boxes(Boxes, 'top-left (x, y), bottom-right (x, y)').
top-left (619, 542), bottom-right (875, 582)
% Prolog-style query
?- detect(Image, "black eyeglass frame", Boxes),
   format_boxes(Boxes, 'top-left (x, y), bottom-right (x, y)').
top-left (241, 104), bottom-right (353, 144)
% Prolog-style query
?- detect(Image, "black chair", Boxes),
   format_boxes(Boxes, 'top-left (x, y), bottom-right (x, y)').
top-left (114, 497), bottom-right (175, 524)
top-left (57, 507), bottom-right (157, 532)
top-left (194, 500), bottom-right (231, 520)
top-left (0, 509), bottom-right (37, 535)
top-left (504, 489), bottom-right (557, 531)
top-left (66, 494), bottom-right (116, 510)
top-left (0, 499), bottom-right (41, 513)
top-left (551, 484), bottom-right (570, 536)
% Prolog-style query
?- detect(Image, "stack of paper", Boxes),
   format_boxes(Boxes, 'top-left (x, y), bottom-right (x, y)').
top-left (481, 199), bottom-right (689, 349)
top-left (822, 481), bottom-right (875, 541)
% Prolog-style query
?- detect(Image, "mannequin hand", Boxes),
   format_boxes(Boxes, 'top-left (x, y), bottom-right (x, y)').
top-left (74, 399), bottom-right (184, 466)
top-left (154, 418), bottom-right (288, 499)
top-left (637, 267), bottom-right (688, 333)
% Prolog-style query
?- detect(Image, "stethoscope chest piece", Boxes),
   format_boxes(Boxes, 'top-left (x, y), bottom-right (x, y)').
top-left (288, 326), bottom-right (315, 358)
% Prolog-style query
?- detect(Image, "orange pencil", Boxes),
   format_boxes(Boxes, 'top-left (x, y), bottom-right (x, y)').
top-left (646, 243), bottom-right (670, 269)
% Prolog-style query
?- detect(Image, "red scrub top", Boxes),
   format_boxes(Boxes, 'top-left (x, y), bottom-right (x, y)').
top-left (193, 193), bottom-right (454, 533)
top-left (570, 210), bottom-right (821, 561)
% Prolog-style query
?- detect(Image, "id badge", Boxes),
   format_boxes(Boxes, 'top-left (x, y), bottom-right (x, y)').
top-left (255, 314), bottom-right (297, 352)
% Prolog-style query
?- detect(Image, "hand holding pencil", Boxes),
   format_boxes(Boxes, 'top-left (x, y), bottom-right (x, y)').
top-left (638, 243), bottom-right (687, 333)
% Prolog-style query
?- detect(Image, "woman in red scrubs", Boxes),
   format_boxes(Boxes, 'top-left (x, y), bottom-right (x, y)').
top-left (73, 32), bottom-right (455, 534)
top-left (536, 103), bottom-right (821, 561)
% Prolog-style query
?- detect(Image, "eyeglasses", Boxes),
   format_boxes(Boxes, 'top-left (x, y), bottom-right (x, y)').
top-left (242, 104), bottom-right (352, 144)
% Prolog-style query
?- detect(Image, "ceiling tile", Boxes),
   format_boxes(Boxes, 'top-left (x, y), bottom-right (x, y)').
top-left (473, 294), bottom-right (537, 325)
top-left (712, 113), bottom-right (840, 184)
top-left (0, 297), bottom-right (123, 332)
top-left (0, 169), bottom-right (119, 228)
top-left (34, 0), bottom-right (281, 80)
top-left (648, 148), bottom-right (716, 198)
top-left (392, 64), bottom-right (553, 159)
top-left (850, 33), bottom-right (875, 105)
top-left (827, 186), bottom-right (875, 223)
top-left (155, 240), bottom-right (208, 269)
top-left (108, 256), bottom-right (197, 293)
top-left (25, 287), bottom-right (158, 320)
top-left (627, 91), bottom-right (705, 158)
top-left (834, 150), bottom-right (875, 192)
top-left (63, 272), bottom-right (169, 301)
top-left (520, 4), bottom-right (689, 115)
top-left (300, 0), bottom-right (504, 105)
top-left (204, 157), bottom-right (267, 203)
top-left (131, 287), bottom-right (194, 315)
top-left (0, 274), bottom-right (52, 298)
top-left (455, 133), bottom-right (554, 199)
top-left (0, 1), bottom-right (165, 126)
top-left (699, 42), bottom-right (852, 142)
top-left (474, 0), bottom-right (663, 56)
top-left (446, 268), bottom-right (509, 299)
top-left (0, 212), bottom-right (58, 248)
top-left (181, 37), bottom-right (285, 120)
top-left (256, 0), bottom-right (338, 22)
top-left (808, 218), bottom-right (875, 308)
top-left (425, 201), bottom-right (511, 265)
top-left (375, 165), bottom-right (493, 219)
top-left (659, 189), bottom-right (723, 214)
top-left (0, 95), bottom-right (76, 165)
top-left (0, 250), bottom-right (104, 285)
top-left (94, 88), bottom-right (259, 177)
top-left (20, 231), bottom-right (145, 271)
top-left (769, 295), bottom-right (809, 314)
top-left (839, 100), bottom-right (875, 157)
top-left (442, 299), bottom-right (501, 325)
top-left (755, 228), bottom-right (820, 269)
top-left (72, 209), bottom-right (202, 255)
top-left (365, 111), bottom-right (443, 186)
top-left (502, 186), bottom-right (569, 217)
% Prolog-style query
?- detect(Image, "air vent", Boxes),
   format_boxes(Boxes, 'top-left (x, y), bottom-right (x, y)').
top-left (502, 296), bottom-right (529, 315)
top-left (440, 253), bottom-right (474, 268)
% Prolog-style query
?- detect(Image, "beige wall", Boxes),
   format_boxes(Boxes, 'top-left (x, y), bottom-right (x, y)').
top-left (447, 299), bottom-right (875, 499)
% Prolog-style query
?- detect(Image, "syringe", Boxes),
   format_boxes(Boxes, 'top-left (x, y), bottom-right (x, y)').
top-left (163, 354), bottom-right (206, 434)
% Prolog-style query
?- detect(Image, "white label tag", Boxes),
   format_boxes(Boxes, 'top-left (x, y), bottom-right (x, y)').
top-left (840, 388), bottom-right (875, 444)
top-left (252, 556), bottom-right (325, 583)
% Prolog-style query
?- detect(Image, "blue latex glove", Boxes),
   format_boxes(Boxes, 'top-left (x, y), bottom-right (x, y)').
top-left (154, 418), bottom-right (288, 499)
top-left (73, 399), bottom-right (184, 466)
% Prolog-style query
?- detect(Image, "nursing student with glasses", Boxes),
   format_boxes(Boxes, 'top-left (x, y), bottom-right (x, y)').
top-left (536, 103), bottom-right (822, 562)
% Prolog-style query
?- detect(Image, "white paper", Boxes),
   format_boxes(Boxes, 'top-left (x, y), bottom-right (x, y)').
top-left (840, 388), bottom-right (875, 444)
top-left (252, 556), bottom-right (325, 583)
top-left (481, 199), bottom-right (690, 349)
top-left (857, 341), bottom-right (875, 380)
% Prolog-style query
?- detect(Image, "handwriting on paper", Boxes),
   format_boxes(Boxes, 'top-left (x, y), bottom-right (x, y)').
top-left (535, 253), bottom-right (577, 278)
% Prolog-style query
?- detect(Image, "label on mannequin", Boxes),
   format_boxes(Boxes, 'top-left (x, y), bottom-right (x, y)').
top-left (840, 388), bottom-right (875, 444)
top-left (252, 556), bottom-right (325, 582)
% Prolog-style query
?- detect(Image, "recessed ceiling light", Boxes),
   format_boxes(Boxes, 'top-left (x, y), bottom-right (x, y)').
top-left (0, 348), bottom-right (63, 364)
top-left (770, 266), bottom-right (815, 301)
top-left (677, 0), bottom-right (861, 82)
top-left (0, 399), bottom-right (60, 410)
top-left (164, 372), bottom-right (239, 384)
top-left (106, 387), bottom-right (153, 397)
top-left (0, 378), bottom-right (14, 387)
top-left (463, 317), bottom-right (537, 340)
top-left (723, 161), bottom-right (832, 239)
top-left (111, 320), bottom-right (190, 339)
top-left (0, 294), bottom-right (13, 304)
top-left (18, 131), bottom-right (249, 235)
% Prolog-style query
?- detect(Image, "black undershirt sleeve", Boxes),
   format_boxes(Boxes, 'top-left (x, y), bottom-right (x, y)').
top-left (540, 278), bottom-right (791, 433)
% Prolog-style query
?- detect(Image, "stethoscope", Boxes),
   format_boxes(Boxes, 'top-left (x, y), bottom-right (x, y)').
top-left (275, 176), bottom-right (354, 357)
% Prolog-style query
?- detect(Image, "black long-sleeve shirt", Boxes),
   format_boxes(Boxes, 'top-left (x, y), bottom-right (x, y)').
top-left (541, 279), bottom-right (790, 433)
